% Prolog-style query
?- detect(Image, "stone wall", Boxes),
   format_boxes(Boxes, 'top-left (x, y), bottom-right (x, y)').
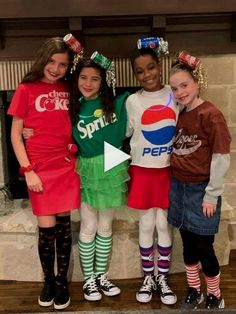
top-left (200, 54), bottom-right (236, 248)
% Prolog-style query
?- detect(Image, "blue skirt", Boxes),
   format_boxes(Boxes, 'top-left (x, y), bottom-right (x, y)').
top-left (167, 176), bottom-right (222, 235)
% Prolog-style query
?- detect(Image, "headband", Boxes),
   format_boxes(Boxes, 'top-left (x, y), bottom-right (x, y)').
top-left (63, 33), bottom-right (84, 72)
top-left (178, 51), bottom-right (208, 89)
top-left (137, 36), bottom-right (169, 56)
top-left (91, 51), bottom-right (116, 96)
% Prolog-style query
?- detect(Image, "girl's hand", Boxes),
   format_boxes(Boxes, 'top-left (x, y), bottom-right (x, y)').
top-left (202, 201), bottom-right (216, 218)
top-left (25, 171), bottom-right (43, 192)
top-left (22, 128), bottom-right (34, 140)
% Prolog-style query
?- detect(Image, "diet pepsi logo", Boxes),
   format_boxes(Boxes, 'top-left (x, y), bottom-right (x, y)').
top-left (141, 104), bottom-right (176, 145)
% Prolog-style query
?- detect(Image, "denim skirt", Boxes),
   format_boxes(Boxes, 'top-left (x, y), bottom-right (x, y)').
top-left (167, 176), bottom-right (221, 236)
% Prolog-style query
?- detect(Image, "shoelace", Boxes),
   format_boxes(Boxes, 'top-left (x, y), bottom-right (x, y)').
top-left (158, 276), bottom-right (173, 294)
top-left (84, 276), bottom-right (99, 292)
top-left (99, 273), bottom-right (114, 288)
top-left (140, 276), bottom-right (156, 292)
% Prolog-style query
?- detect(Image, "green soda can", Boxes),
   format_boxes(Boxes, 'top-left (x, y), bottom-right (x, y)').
top-left (91, 51), bottom-right (111, 70)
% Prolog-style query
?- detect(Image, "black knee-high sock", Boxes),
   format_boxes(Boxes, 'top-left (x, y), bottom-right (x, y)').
top-left (38, 226), bottom-right (56, 283)
top-left (55, 215), bottom-right (72, 285)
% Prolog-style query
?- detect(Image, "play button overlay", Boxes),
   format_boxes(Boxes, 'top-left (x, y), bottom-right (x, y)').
top-left (104, 141), bottom-right (131, 172)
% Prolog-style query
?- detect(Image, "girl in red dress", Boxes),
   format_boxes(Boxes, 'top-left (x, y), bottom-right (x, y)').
top-left (8, 37), bottom-right (80, 310)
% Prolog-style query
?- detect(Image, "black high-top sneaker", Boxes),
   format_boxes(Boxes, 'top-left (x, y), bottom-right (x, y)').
top-left (96, 273), bottom-right (121, 296)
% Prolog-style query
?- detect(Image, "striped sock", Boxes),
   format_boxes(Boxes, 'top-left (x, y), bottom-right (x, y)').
top-left (95, 234), bottom-right (112, 275)
top-left (140, 245), bottom-right (154, 276)
top-left (78, 238), bottom-right (95, 279)
top-left (204, 273), bottom-right (221, 298)
top-left (157, 244), bottom-right (171, 276)
top-left (185, 263), bottom-right (201, 292)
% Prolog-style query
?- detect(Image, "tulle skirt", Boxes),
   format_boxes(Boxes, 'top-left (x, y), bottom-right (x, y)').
top-left (77, 154), bottom-right (130, 211)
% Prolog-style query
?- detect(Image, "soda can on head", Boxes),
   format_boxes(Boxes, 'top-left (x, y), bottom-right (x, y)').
top-left (63, 33), bottom-right (83, 54)
top-left (91, 51), bottom-right (112, 70)
top-left (137, 37), bottom-right (160, 50)
top-left (178, 51), bottom-right (200, 69)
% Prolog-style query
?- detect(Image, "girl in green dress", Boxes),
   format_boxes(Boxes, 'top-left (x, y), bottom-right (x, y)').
top-left (69, 55), bottom-right (129, 301)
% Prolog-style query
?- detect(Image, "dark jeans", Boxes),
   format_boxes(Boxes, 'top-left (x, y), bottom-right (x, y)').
top-left (180, 228), bottom-right (219, 277)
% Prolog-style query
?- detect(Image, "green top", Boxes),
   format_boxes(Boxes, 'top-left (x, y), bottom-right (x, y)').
top-left (73, 92), bottom-right (129, 158)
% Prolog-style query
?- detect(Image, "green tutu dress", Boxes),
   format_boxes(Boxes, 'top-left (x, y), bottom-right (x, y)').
top-left (78, 154), bottom-right (129, 211)
top-left (73, 92), bottom-right (130, 211)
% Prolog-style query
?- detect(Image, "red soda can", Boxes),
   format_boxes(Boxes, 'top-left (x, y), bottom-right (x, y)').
top-left (63, 33), bottom-right (83, 54)
top-left (178, 51), bottom-right (200, 69)
top-left (137, 37), bottom-right (159, 49)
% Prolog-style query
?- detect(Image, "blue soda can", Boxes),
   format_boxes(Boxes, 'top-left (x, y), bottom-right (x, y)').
top-left (137, 37), bottom-right (160, 49)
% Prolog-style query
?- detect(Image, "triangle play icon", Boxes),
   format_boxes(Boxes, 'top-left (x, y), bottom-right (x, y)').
top-left (104, 141), bottom-right (131, 172)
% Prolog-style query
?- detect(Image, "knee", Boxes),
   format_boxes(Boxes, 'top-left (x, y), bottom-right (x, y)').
top-left (80, 219), bottom-right (97, 238)
top-left (97, 223), bottom-right (112, 237)
top-left (140, 218), bottom-right (155, 235)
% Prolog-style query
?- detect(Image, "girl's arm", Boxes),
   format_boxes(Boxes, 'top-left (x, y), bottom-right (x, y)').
top-left (11, 116), bottom-right (43, 192)
top-left (202, 153), bottom-right (230, 218)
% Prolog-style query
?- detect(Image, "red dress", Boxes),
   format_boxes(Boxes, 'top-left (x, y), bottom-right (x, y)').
top-left (8, 81), bottom-right (80, 215)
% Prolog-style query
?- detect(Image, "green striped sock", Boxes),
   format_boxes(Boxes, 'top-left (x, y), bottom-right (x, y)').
top-left (78, 238), bottom-right (95, 279)
top-left (95, 234), bottom-right (112, 274)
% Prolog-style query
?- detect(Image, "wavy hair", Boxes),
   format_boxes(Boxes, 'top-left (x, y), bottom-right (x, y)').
top-left (21, 37), bottom-right (74, 83)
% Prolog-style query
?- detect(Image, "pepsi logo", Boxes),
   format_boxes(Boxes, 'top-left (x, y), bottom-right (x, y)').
top-left (141, 104), bottom-right (176, 145)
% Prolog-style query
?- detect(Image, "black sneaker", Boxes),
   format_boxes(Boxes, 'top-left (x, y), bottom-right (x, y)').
top-left (54, 283), bottom-right (70, 310)
top-left (205, 294), bottom-right (225, 309)
top-left (156, 274), bottom-right (177, 305)
top-left (136, 275), bottom-right (156, 303)
top-left (96, 273), bottom-right (121, 296)
top-left (38, 282), bottom-right (54, 307)
top-left (181, 287), bottom-right (204, 309)
top-left (83, 275), bottom-right (102, 301)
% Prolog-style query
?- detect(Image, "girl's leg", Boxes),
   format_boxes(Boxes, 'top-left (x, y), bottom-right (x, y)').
top-left (95, 209), bottom-right (114, 275)
top-left (197, 234), bottom-right (224, 309)
top-left (136, 209), bottom-right (156, 303)
top-left (95, 209), bottom-right (120, 296)
top-left (37, 215), bottom-right (57, 307)
top-left (179, 229), bottom-right (204, 309)
top-left (54, 214), bottom-right (71, 310)
top-left (78, 202), bottom-right (101, 301)
top-left (55, 215), bottom-right (72, 284)
top-left (139, 208), bottom-right (156, 276)
top-left (155, 208), bottom-right (176, 305)
top-left (156, 208), bottom-right (172, 276)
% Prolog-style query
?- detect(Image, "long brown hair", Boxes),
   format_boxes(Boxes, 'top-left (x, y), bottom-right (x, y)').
top-left (69, 58), bottom-right (115, 124)
top-left (21, 37), bottom-right (74, 83)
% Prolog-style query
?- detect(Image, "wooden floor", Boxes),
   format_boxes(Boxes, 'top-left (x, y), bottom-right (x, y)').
top-left (1, 250), bottom-right (236, 313)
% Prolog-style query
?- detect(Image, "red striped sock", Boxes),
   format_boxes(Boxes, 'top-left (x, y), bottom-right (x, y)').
top-left (204, 273), bottom-right (221, 298)
top-left (185, 262), bottom-right (201, 292)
